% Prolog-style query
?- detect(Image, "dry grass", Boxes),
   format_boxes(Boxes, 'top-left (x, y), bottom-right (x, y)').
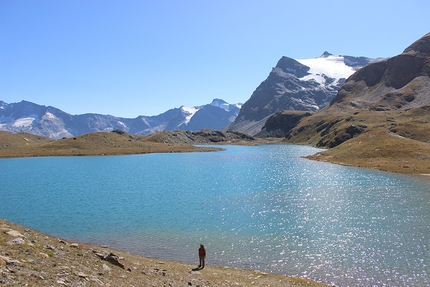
top-left (1, 219), bottom-right (328, 286)
top-left (0, 131), bottom-right (222, 158)
top-left (306, 129), bottom-right (430, 174)
top-left (0, 130), bottom-right (283, 159)
top-left (285, 106), bottom-right (430, 174)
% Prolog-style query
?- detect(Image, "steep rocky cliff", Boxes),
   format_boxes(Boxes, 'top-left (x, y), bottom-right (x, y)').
top-left (255, 111), bottom-right (312, 138)
top-left (227, 53), bottom-right (379, 135)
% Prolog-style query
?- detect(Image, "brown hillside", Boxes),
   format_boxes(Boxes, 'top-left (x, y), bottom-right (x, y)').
top-left (0, 129), bottom-right (271, 158)
top-left (306, 129), bottom-right (430, 174)
top-left (283, 105), bottom-right (430, 174)
top-left (0, 130), bottom-right (222, 158)
top-left (0, 131), bottom-right (53, 148)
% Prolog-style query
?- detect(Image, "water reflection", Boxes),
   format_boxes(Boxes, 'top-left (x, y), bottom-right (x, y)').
top-left (1, 145), bottom-right (429, 286)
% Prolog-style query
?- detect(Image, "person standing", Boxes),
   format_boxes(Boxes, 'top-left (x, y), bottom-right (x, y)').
top-left (198, 244), bottom-right (206, 269)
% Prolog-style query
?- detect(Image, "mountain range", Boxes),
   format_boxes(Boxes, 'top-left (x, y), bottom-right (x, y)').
top-left (1, 33), bottom-right (429, 174)
top-left (1, 52), bottom-right (381, 139)
top-left (227, 52), bottom-right (383, 135)
top-left (0, 99), bottom-right (240, 139)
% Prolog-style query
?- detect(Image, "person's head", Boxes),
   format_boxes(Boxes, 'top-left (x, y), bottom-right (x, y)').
top-left (200, 244), bottom-right (204, 248)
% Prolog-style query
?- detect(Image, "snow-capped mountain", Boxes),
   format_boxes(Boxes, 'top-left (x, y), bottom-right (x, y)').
top-left (0, 99), bottom-right (241, 139)
top-left (227, 52), bottom-right (383, 135)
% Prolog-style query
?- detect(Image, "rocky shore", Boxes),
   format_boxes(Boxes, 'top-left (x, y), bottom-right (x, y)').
top-left (0, 219), bottom-right (328, 286)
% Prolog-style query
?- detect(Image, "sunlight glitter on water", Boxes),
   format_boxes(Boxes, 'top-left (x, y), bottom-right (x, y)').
top-left (1, 145), bottom-right (429, 286)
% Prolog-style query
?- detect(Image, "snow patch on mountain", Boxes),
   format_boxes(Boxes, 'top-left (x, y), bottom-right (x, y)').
top-left (211, 99), bottom-right (229, 110)
top-left (13, 117), bottom-right (36, 128)
top-left (297, 55), bottom-right (355, 85)
top-left (210, 99), bottom-right (242, 111)
top-left (181, 106), bottom-right (199, 124)
top-left (44, 112), bottom-right (56, 119)
top-left (117, 121), bottom-right (127, 129)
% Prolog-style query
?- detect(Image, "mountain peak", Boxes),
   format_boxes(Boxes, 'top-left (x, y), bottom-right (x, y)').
top-left (275, 56), bottom-right (310, 78)
top-left (320, 51), bottom-right (333, 58)
top-left (211, 98), bottom-right (228, 106)
top-left (229, 53), bottom-right (379, 135)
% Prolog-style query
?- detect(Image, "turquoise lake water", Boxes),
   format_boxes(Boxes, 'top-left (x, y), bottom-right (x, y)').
top-left (1, 145), bottom-right (429, 286)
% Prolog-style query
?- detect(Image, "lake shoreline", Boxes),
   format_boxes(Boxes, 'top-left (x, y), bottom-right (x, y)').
top-left (2, 130), bottom-right (429, 175)
top-left (1, 219), bottom-right (328, 286)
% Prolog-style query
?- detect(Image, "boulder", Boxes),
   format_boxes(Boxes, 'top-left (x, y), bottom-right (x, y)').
top-left (94, 251), bottom-right (125, 269)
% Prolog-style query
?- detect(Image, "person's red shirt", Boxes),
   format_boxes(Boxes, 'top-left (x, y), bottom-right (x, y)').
top-left (199, 247), bottom-right (206, 257)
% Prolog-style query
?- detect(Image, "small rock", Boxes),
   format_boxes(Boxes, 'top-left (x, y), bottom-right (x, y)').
top-left (39, 252), bottom-right (50, 258)
top-left (0, 255), bottom-right (21, 266)
top-left (5, 230), bottom-right (25, 237)
top-left (102, 263), bottom-right (111, 271)
top-left (70, 243), bottom-right (79, 248)
top-left (56, 265), bottom-right (71, 270)
top-left (7, 238), bottom-right (25, 245)
top-left (32, 273), bottom-right (44, 280)
top-left (75, 271), bottom-right (88, 279)
top-left (90, 276), bottom-right (105, 285)
top-left (58, 239), bottom-right (67, 244)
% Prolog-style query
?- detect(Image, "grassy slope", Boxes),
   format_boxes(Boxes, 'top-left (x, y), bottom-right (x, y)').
top-left (306, 129), bottom-right (430, 174)
top-left (284, 106), bottom-right (430, 174)
top-left (0, 131), bottom-right (222, 157)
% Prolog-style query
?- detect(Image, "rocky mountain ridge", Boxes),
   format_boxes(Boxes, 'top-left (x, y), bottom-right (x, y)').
top-left (330, 34), bottom-right (430, 111)
top-left (0, 99), bottom-right (240, 139)
top-left (227, 53), bottom-right (382, 135)
top-left (263, 32), bottom-right (430, 174)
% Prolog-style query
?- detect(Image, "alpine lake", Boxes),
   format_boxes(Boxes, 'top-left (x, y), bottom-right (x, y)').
top-left (1, 144), bottom-right (429, 286)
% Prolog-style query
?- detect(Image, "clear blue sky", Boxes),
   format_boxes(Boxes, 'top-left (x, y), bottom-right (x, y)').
top-left (1, 0), bottom-right (429, 117)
